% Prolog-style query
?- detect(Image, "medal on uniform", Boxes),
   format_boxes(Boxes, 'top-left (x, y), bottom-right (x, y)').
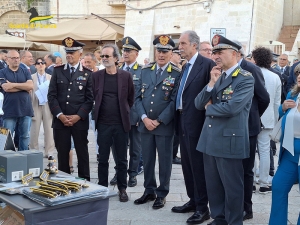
top-left (79, 85), bottom-right (83, 90)
top-left (84, 73), bottom-right (88, 76)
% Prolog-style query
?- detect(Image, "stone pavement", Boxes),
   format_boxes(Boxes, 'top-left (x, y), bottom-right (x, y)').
top-left (39, 128), bottom-right (299, 225)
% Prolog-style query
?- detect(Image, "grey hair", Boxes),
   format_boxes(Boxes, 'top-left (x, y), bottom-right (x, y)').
top-left (181, 30), bottom-right (200, 50)
top-left (232, 40), bottom-right (245, 56)
top-left (19, 50), bottom-right (31, 58)
top-left (47, 54), bottom-right (56, 63)
top-left (84, 52), bottom-right (97, 62)
top-left (102, 44), bottom-right (120, 60)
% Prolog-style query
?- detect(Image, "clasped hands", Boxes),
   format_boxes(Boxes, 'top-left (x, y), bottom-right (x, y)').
top-left (143, 118), bottom-right (160, 131)
top-left (59, 114), bottom-right (81, 126)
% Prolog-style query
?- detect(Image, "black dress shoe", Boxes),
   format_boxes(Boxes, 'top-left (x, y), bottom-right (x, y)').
top-left (134, 193), bottom-right (156, 205)
top-left (171, 201), bottom-right (196, 213)
top-left (128, 176), bottom-right (137, 187)
top-left (172, 156), bottom-right (181, 164)
top-left (110, 174), bottom-right (117, 185)
top-left (152, 197), bottom-right (166, 209)
top-left (187, 210), bottom-right (210, 224)
top-left (243, 211), bottom-right (253, 221)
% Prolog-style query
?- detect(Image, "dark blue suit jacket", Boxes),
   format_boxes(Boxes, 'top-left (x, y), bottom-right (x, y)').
top-left (175, 54), bottom-right (215, 137)
top-left (240, 59), bottom-right (270, 136)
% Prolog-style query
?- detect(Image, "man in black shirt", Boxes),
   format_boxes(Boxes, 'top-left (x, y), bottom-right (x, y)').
top-left (92, 44), bottom-right (134, 202)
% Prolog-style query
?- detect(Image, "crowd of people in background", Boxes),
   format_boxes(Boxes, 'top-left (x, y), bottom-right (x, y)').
top-left (0, 29), bottom-right (299, 225)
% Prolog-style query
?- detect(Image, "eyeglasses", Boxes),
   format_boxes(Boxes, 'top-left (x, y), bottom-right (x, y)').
top-left (36, 61), bottom-right (45, 65)
top-left (295, 71), bottom-right (300, 74)
top-left (279, 58), bottom-right (287, 61)
top-left (200, 49), bottom-right (212, 53)
top-left (8, 57), bottom-right (20, 60)
top-left (100, 55), bottom-right (112, 59)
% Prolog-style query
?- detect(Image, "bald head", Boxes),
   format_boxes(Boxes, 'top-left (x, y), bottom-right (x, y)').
top-left (20, 50), bottom-right (33, 66)
top-left (7, 50), bottom-right (20, 70)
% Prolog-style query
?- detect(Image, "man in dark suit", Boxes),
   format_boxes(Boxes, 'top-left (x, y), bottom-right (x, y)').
top-left (92, 43), bottom-right (134, 202)
top-left (195, 35), bottom-right (255, 225)
top-left (0, 50), bottom-right (8, 70)
top-left (278, 54), bottom-right (290, 102)
top-left (48, 37), bottom-right (93, 181)
top-left (134, 35), bottom-right (181, 209)
top-left (234, 40), bottom-right (270, 221)
top-left (44, 54), bottom-right (56, 75)
top-left (171, 30), bottom-right (215, 224)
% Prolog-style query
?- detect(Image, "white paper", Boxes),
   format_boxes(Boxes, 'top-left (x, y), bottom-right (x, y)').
top-left (35, 80), bottom-right (50, 105)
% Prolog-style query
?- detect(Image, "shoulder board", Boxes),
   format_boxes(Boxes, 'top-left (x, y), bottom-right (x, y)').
top-left (142, 62), bottom-right (155, 70)
top-left (54, 64), bottom-right (65, 68)
top-left (239, 69), bottom-right (252, 76)
top-left (170, 64), bottom-right (181, 73)
top-left (82, 66), bottom-right (93, 72)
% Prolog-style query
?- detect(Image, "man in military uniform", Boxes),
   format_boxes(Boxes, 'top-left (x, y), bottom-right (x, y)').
top-left (194, 35), bottom-right (254, 225)
top-left (134, 35), bottom-right (181, 209)
top-left (110, 36), bottom-right (143, 187)
top-left (48, 37), bottom-right (93, 181)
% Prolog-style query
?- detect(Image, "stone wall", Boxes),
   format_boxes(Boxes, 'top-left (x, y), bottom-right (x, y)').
top-left (49, 0), bottom-right (126, 25)
top-left (283, 0), bottom-right (300, 26)
top-left (124, 0), bottom-right (285, 63)
top-left (250, 0), bottom-right (284, 51)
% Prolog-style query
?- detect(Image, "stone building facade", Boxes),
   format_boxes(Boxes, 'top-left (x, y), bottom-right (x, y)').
top-left (0, 0), bottom-right (299, 62)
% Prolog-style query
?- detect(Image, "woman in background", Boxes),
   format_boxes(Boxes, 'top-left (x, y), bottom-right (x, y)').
top-left (269, 64), bottom-right (300, 225)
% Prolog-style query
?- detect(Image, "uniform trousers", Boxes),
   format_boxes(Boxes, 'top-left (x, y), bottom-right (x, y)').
top-left (54, 128), bottom-right (90, 180)
top-left (141, 132), bottom-right (173, 198)
top-left (178, 113), bottom-right (208, 212)
top-left (203, 153), bottom-right (244, 225)
top-left (128, 125), bottom-right (142, 177)
top-left (97, 124), bottom-right (128, 190)
top-left (269, 138), bottom-right (300, 225)
top-left (29, 104), bottom-right (54, 155)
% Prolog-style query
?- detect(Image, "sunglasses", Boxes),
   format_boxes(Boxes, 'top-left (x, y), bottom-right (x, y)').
top-left (295, 71), bottom-right (300, 74)
top-left (100, 55), bottom-right (112, 59)
top-left (36, 61), bottom-right (45, 65)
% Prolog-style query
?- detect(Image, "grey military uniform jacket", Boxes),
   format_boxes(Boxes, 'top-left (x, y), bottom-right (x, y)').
top-left (120, 62), bottom-right (142, 125)
top-left (194, 66), bottom-right (254, 159)
top-left (135, 62), bottom-right (181, 136)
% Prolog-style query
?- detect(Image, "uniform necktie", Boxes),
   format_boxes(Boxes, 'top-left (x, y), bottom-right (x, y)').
top-left (219, 72), bottom-right (226, 84)
top-left (156, 68), bottom-right (162, 83)
top-left (71, 67), bottom-right (75, 78)
top-left (126, 66), bottom-right (130, 71)
top-left (280, 67), bottom-right (284, 74)
top-left (176, 63), bottom-right (191, 109)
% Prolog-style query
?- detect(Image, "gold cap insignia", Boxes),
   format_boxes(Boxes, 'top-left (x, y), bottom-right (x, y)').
top-left (212, 35), bottom-right (220, 46)
top-left (126, 38), bottom-right (129, 44)
top-left (65, 38), bottom-right (74, 47)
top-left (159, 36), bottom-right (170, 46)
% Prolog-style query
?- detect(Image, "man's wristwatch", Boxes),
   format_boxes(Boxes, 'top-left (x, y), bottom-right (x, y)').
top-left (157, 118), bottom-right (162, 123)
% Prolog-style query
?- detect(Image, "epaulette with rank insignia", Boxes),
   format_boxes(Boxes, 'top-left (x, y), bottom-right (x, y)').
top-left (54, 64), bottom-right (65, 68)
top-left (170, 63), bottom-right (181, 73)
top-left (82, 66), bottom-right (93, 72)
top-left (239, 69), bottom-right (252, 76)
top-left (142, 62), bottom-right (155, 69)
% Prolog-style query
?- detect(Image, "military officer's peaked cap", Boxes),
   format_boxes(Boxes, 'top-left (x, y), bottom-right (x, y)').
top-left (122, 36), bottom-right (142, 51)
top-left (153, 35), bottom-right (175, 52)
top-left (271, 52), bottom-right (279, 61)
top-left (211, 35), bottom-right (241, 53)
top-left (62, 37), bottom-right (85, 53)
top-left (172, 46), bottom-right (181, 55)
